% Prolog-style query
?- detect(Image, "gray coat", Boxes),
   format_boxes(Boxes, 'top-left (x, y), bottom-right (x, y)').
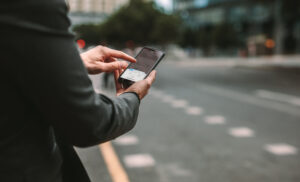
top-left (0, 0), bottom-right (140, 181)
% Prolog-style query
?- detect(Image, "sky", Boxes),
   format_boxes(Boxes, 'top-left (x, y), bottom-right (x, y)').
top-left (155, 0), bottom-right (173, 11)
top-left (194, 0), bottom-right (209, 7)
top-left (155, 0), bottom-right (209, 11)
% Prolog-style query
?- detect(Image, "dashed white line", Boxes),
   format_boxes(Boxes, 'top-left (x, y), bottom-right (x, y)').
top-left (162, 95), bottom-right (175, 103)
top-left (171, 99), bottom-right (188, 108)
top-left (114, 135), bottom-right (139, 146)
top-left (185, 106), bottom-right (203, 115)
top-left (162, 163), bottom-right (192, 177)
top-left (150, 90), bottom-right (165, 98)
top-left (204, 115), bottom-right (226, 125)
top-left (265, 144), bottom-right (298, 156)
top-left (228, 127), bottom-right (254, 138)
top-left (290, 99), bottom-right (300, 106)
top-left (255, 89), bottom-right (300, 107)
top-left (123, 154), bottom-right (156, 168)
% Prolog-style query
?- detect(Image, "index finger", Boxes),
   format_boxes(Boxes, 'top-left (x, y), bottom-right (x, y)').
top-left (106, 48), bottom-right (136, 63)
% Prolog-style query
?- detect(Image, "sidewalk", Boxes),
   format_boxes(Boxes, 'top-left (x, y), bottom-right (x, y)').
top-left (167, 55), bottom-right (300, 69)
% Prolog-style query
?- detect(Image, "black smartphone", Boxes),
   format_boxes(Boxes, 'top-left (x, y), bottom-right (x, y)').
top-left (118, 47), bottom-right (165, 88)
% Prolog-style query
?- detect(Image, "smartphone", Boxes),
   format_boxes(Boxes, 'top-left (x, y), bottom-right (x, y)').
top-left (118, 47), bottom-right (165, 88)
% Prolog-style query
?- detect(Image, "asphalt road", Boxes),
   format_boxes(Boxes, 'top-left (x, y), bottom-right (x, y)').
top-left (77, 58), bottom-right (300, 182)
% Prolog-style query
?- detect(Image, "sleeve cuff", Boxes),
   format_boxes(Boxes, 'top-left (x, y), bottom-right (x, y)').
top-left (121, 92), bottom-right (141, 104)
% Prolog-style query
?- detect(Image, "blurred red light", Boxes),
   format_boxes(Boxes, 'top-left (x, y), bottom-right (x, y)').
top-left (265, 39), bottom-right (275, 49)
top-left (77, 39), bottom-right (86, 49)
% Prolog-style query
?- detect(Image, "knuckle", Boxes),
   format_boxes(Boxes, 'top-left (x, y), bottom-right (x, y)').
top-left (115, 62), bottom-right (120, 69)
top-left (146, 81), bottom-right (151, 88)
top-left (98, 64), bottom-right (105, 71)
top-left (121, 52), bottom-right (127, 56)
top-left (96, 45), bottom-right (104, 50)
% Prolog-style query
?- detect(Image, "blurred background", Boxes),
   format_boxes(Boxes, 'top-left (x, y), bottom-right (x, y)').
top-left (69, 0), bottom-right (300, 56)
top-left (70, 0), bottom-right (300, 182)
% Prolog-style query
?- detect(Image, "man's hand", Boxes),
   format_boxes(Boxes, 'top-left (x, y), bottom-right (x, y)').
top-left (114, 70), bottom-right (156, 100)
top-left (80, 46), bottom-right (136, 74)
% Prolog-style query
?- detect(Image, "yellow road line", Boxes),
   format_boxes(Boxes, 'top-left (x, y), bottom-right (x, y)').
top-left (99, 142), bottom-right (130, 182)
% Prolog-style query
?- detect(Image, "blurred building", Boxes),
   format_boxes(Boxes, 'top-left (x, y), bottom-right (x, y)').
top-left (68, 0), bottom-right (129, 14)
top-left (174, 0), bottom-right (273, 28)
top-left (68, 0), bottom-right (154, 26)
top-left (174, 0), bottom-right (300, 55)
top-left (68, 0), bottom-right (129, 25)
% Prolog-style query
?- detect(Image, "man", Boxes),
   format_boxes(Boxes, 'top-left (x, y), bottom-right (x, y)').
top-left (0, 0), bottom-right (156, 181)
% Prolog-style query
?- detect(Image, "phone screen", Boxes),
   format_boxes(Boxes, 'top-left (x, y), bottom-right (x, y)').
top-left (120, 47), bottom-right (164, 82)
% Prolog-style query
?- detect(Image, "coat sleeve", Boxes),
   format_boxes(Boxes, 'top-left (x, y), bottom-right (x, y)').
top-left (8, 0), bottom-right (140, 147)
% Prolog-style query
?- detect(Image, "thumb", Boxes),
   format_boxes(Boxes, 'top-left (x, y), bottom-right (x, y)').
top-left (145, 70), bottom-right (156, 85)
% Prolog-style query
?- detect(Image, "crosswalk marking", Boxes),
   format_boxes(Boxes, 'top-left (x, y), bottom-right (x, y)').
top-left (150, 89), bottom-right (298, 159)
top-left (162, 95), bottom-right (175, 103)
top-left (171, 99), bottom-right (188, 108)
top-left (124, 154), bottom-right (156, 168)
top-left (228, 127), bottom-right (254, 137)
top-left (265, 144), bottom-right (298, 156)
top-left (204, 115), bottom-right (226, 124)
top-left (161, 163), bottom-right (192, 177)
top-left (150, 90), bottom-right (165, 98)
top-left (185, 106), bottom-right (203, 115)
top-left (114, 135), bottom-right (139, 146)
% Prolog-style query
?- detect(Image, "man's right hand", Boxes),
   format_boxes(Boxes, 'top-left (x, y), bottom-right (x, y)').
top-left (114, 70), bottom-right (156, 100)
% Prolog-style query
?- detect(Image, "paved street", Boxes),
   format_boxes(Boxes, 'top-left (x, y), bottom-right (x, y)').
top-left (77, 57), bottom-right (300, 182)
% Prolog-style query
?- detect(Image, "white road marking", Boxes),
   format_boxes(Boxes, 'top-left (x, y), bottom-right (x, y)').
top-left (114, 135), bottom-right (139, 146)
top-left (204, 115), bottom-right (226, 124)
top-left (195, 83), bottom-right (300, 117)
top-left (290, 99), bottom-right (300, 106)
top-left (150, 89), bottom-right (165, 98)
top-left (123, 154), bottom-right (156, 168)
top-left (255, 89), bottom-right (300, 107)
top-left (228, 127), bottom-right (254, 138)
top-left (171, 99), bottom-right (188, 108)
top-left (185, 106), bottom-right (203, 115)
top-left (173, 57), bottom-right (300, 68)
top-left (162, 95), bottom-right (175, 103)
top-left (265, 144), bottom-right (298, 156)
top-left (163, 163), bottom-right (192, 177)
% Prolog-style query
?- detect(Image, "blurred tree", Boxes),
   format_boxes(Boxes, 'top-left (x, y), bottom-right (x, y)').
top-left (73, 24), bottom-right (102, 45)
top-left (212, 23), bottom-right (239, 49)
top-left (73, 0), bottom-right (181, 48)
top-left (197, 27), bottom-right (212, 55)
top-left (150, 14), bottom-right (181, 46)
top-left (178, 28), bottom-right (199, 48)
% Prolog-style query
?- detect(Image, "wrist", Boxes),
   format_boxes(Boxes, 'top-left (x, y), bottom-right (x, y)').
top-left (122, 92), bottom-right (141, 103)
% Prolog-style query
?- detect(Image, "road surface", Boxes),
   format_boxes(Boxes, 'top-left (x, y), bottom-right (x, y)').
top-left (77, 57), bottom-right (300, 182)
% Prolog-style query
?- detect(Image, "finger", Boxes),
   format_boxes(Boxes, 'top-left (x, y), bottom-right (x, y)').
top-left (100, 62), bottom-right (121, 72)
top-left (107, 57), bottom-right (118, 63)
top-left (114, 69), bottom-right (120, 80)
top-left (145, 70), bottom-right (156, 85)
top-left (119, 61), bottom-right (129, 69)
top-left (114, 70), bottom-right (122, 91)
top-left (106, 48), bottom-right (136, 63)
top-left (113, 70), bottom-right (119, 86)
